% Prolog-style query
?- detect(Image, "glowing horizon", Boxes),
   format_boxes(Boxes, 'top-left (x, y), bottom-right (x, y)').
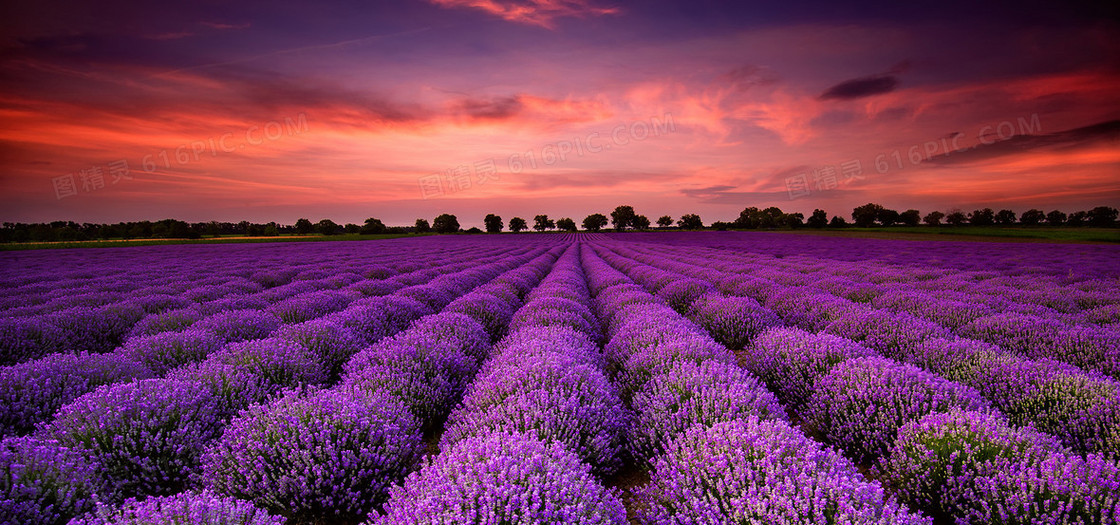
top-left (2, 1), bottom-right (1118, 228)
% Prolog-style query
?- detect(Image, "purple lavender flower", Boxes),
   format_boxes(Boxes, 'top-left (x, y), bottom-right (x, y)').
top-left (442, 350), bottom-right (628, 476)
top-left (629, 359), bottom-right (787, 464)
top-left (508, 297), bottom-right (601, 343)
top-left (1, 352), bottom-right (153, 436)
top-left (1, 435), bottom-right (104, 525)
top-left (342, 332), bottom-right (479, 429)
top-left (270, 318), bottom-right (361, 381)
top-left (191, 295), bottom-right (269, 317)
top-left (951, 450), bottom-right (1120, 524)
top-left (405, 312), bottom-right (491, 363)
top-left (804, 356), bottom-right (989, 463)
top-left (377, 431), bottom-right (626, 525)
top-left (166, 361), bottom-right (275, 420)
top-left (0, 316), bottom-right (66, 366)
top-left (326, 296), bottom-right (432, 345)
top-left (823, 309), bottom-right (951, 358)
top-left (880, 409), bottom-right (1067, 519)
top-left (47, 378), bottom-right (226, 496)
top-left (200, 386), bottom-right (424, 522)
top-left (493, 325), bottom-right (604, 369)
top-left (443, 292), bottom-right (516, 342)
top-left (687, 293), bottom-right (782, 349)
top-left (604, 309), bottom-right (735, 401)
top-left (126, 308), bottom-right (203, 340)
top-left (205, 338), bottom-right (328, 389)
top-left (742, 326), bottom-right (877, 410)
top-left (69, 490), bottom-right (286, 525)
top-left (394, 284), bottom-right (455, 310)
top-left (45, 303), bottom-right (146, 354)
top-left (655, 278), bottom-right (713, 313)
top-left (635, 417), bottom-right (930, 524)
top-left (117, 329), bottom-right (223, 375)
top-left (264, 290), bottom-right (352, 324)
top-left (192, 310), bottom-right (282, 344)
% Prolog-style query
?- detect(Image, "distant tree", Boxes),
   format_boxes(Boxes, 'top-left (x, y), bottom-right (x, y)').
top-left (611, 205), bottom-right (636, 231)
top-left (899, 209), bottom-right (921, 227)
top-left (414, 218), bottom-right (431, 233)
top-left (657, 215), bottom-right (674, 228)
top-left (632, 215), bottom-right (651, 230)
top-left (316, 219), bottom-right (340, 235)
top-left (734, 207), bottom-right (761, 229)
top-left (994, 209), bottom-right (1017, 225)
top-left (968, 208), bottom-right (995, 226)
top-left (466, 227), bottom-right (483, 234)
top-left (677, 214), bottom-right (703, 230)
top-left (806, 209), bottom-right (828, 228)
top-left (360, 218), bottom-right (386, 235)
top-left (923, 211), bottom-right (945, 226)
top-left (484, 214), bottom-right (503, 233)
top-left (710, 221), bottom-right (731, 231)
top-left (433, 214), bottom-right (460, 233)
top-left (1088, 206), bottom-right (1119, 227)
top-left (295, 218), bottom-right (315, 234)
top-left (852, 203), bottom-right (884, 228)
top-left (782, 212), bottom-right (804, 228)
top-left (509, 217), bottom-right (527, 232)
top-left (582, 213), bottom-right (608, 232)
top-left (1019, 209), bottom-right (1045, 225)
top-left (556, 217), bottom-right (577, 231)
top-left (344, 223), bottom-right (361, 234)
top-left (945, 211), bottom-right (967, 226)
top-left (1045, 210), bottom-right (1066, 226)
top-left (759, 207), bottom-right (785, 229)
top-left (829, 216), bottom-right (848, 228)
top-left (533, 214), bottom-right (555, 232)
top-left (1070, 211), bottom-right (1089, 226)
top-left (877, 208), bottom-right (901, 227)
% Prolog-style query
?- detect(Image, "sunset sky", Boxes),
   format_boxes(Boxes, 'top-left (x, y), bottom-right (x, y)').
top-left (2, 0), bottom-right (1118, 227)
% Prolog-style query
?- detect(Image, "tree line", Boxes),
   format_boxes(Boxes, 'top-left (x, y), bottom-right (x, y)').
top-left (3, 204), bottom-right (1116, 243)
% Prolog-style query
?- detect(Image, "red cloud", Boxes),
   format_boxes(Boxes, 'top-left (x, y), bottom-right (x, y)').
top-left (428, 0), bottom-right (619, 28)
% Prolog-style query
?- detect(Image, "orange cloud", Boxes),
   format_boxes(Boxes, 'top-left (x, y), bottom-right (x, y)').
top-left (427, 0), bottom-right (619, 28)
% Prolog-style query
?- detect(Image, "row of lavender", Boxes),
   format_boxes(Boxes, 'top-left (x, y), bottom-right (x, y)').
top-left (0, 237), bottom-right (545, 365)
top-left (2, 238), bottom-right (571, 523)
top-left (3, 232), bottom-right (1118, 524)
top-left (587, 237), bottom-right (1119, 523)
top-left (0, 239), bottom-right (558, 436)
top-left (624, 230), bottom-right (1120, 280)
top-left (604, 238), bottom-right (1120, 458)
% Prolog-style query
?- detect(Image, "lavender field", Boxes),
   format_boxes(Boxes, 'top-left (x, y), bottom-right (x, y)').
top-left (2, 232), bottom-right (1119, 524)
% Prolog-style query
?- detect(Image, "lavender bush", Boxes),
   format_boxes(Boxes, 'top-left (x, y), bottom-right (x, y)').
top-left (741, 326), bottom-right (876, 410)
top-left (634, 418), bottom-right (930, 524)
top-left (0, 316), bottom-right (66, 366)
top-left (117, 329), bottom-right (223, 375)
top-left (441, 350), bottom-right (628, 475)
top-left (201, 386), bottom-right (424, 523)
top-left (70, 490), bottom-right (286, 525)
top-left (687, 293), bottom-right (781, 349)
top-left (0, 352), bottom-right (153, 436)
top-left (192, 310), bottom-right (281, 344)
top-left (46, 378), bottom-right (225, 496)
top-left (879, 409), bottom-right (1068, 521)
top-left (629, 359), bottom-right (787, 463)
top-left (376, 431), bottom-right (626, 525)
top-left (803, 356), bottom-right (989, 463)
top-left (205, 338), bottom-right (328, 390)
top-left (1, 435), bottom-right (104, 525)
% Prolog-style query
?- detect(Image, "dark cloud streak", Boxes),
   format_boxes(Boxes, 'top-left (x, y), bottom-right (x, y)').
top-left (819, 75), bottom-right (899, 101)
